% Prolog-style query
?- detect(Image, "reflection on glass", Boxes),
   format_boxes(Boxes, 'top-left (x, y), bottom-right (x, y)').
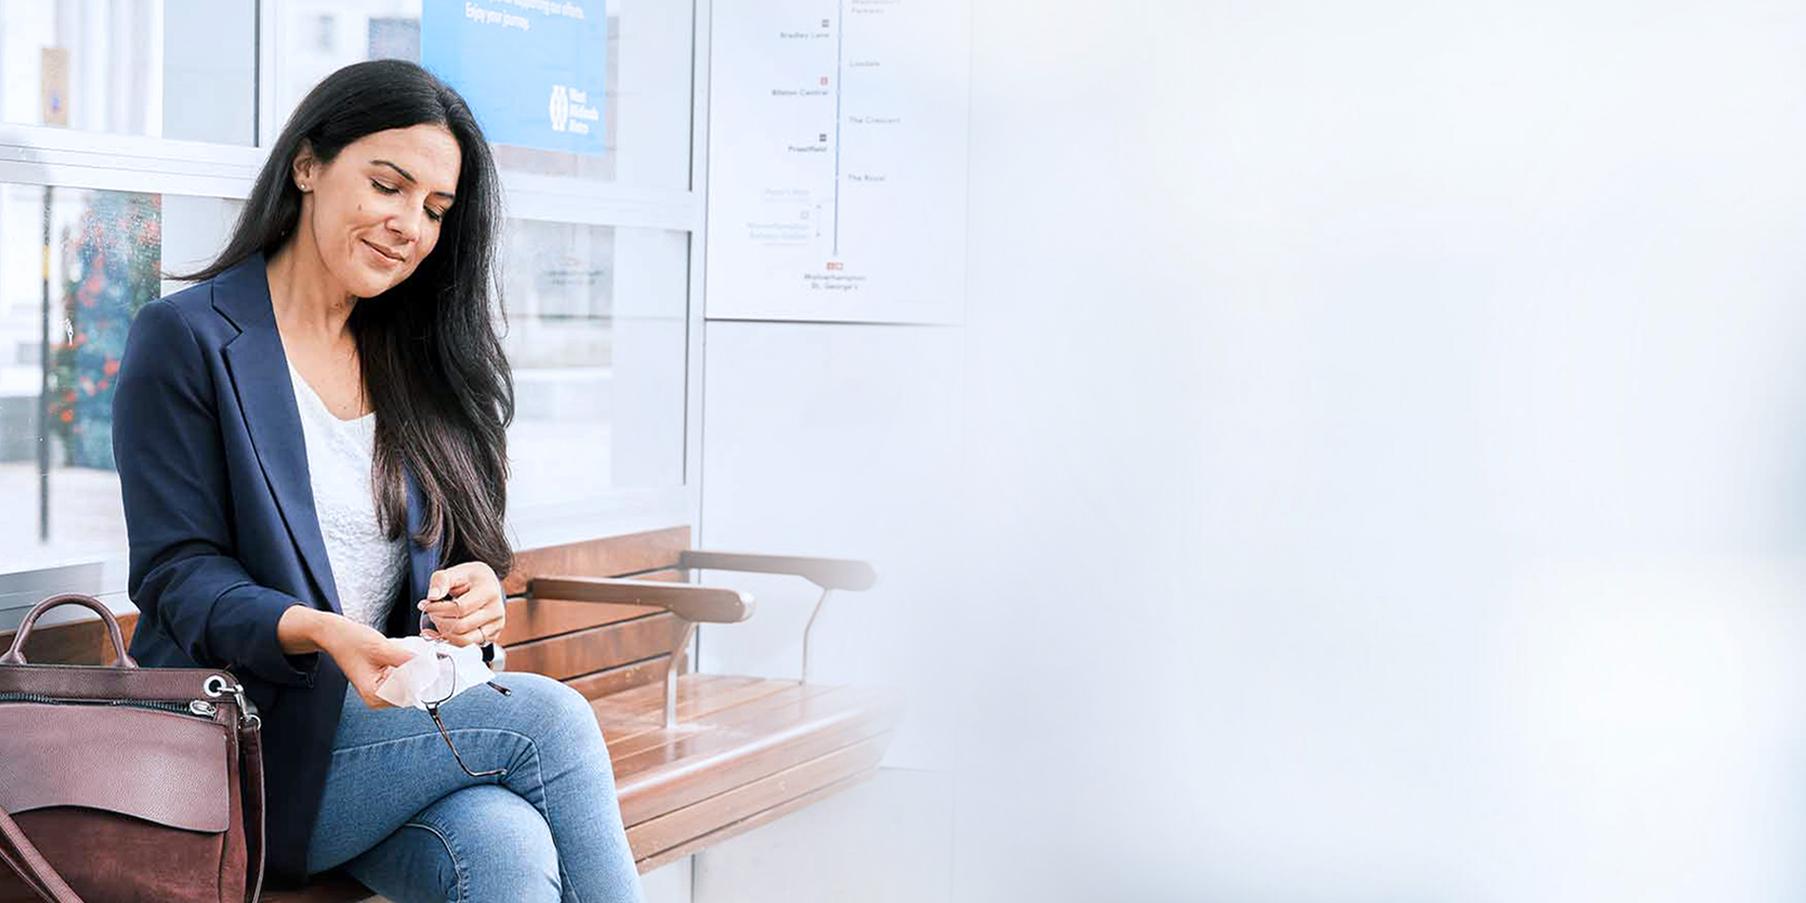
top-left (501, 222), bottom-right (687, 509)
top-left (0, 0), bottom-right (256, 143)
top-left (48, 193), bottom-right (160, 469)
top-left (0, 201), bottom-right (688, 582)
top-left (273, 0), bottom-right (691, 187)
top-left (0, 186), bottom-right (160, 576)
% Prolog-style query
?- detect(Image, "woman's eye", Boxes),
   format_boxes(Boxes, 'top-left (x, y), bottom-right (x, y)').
top-left (370, 180), bottom-right (399, 194)
top-left (426, 208), bottom-right (444, 223)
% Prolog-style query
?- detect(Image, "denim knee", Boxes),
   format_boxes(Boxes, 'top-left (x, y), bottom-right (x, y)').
top-left (433, 785), bottom-right (560, 902)
top-left (507, 672), bottom-right (607, 753)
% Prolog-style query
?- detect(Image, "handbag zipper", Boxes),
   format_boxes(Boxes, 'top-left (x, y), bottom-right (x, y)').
top-left (0, 691), bottom-right (220, 720)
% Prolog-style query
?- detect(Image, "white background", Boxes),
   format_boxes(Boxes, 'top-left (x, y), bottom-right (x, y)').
top-left (695, 0), bottom-right (1806, 899)
top-left (948, 1), bottom-right (1806, 899)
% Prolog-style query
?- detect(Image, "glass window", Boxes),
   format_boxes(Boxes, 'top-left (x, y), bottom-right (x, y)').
top-left (0, 0), bottom-right (702, 609)
top-left (501, 222), bottom-right (688, 519)
top-left (0, 186), bottom-right (238, 592)
top-left (273, 0), bottom-right (693, 188)
top-left (0, 196), bottom-right (688, 593)
top-left (0, 185), bottom-right (157, 580)
top-left (0, 0), bottom-right (257, 144)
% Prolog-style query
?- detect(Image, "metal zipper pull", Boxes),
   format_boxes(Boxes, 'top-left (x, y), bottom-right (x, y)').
top-left (189, 700), bottom-right (217, 717)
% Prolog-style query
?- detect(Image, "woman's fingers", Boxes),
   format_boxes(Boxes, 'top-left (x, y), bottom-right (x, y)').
top-left (430, 619), bottom-right (498, 647)
top-left (420, 594), bottom-right (501, 627)
top-left (424, 561), bottom-right (493, 602)
top-left (418, 561), bottom-right (505, 645)
top-left (417, 594), bottom-right (490, 628)
top-left (424, 562), bottom-right (479, 601)
top-left (423, 603), bottom-right (504, 646)
top-left (419, 570), bottom-right (498, 618)
top-left (422, 598), bottom-right (500, 633)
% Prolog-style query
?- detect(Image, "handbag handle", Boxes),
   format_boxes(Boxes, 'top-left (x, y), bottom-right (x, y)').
top-left (0, 593), bottom-right (117, 900)
top-left (0, 594), bottom-right (136, 668)
top-left (0, 804), bottom-right (82, 903)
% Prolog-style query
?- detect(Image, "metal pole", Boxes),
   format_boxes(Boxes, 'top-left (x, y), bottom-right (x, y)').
top-left (664, 621), bottom-right (697, 728)
top-left (37, 187), bottom-right (52, 543)
top-left (800, 587), bottom-right (833, 684)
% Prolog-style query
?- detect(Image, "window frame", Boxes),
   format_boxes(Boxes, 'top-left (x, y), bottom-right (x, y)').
top-left (0, 0), bottom-right (713, 613)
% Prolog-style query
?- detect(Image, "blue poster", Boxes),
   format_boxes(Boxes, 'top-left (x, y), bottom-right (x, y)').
top-left (421, 0), bottom-right (607, 156)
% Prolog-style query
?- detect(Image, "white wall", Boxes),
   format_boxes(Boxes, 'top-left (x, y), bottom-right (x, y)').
top-left (691, 768), bottom-right (954, 902)
top-left (687, 317), bottom-right (960, 901)
top-left (950, 0), bottom-right (1806, 900)
top-left (696, 319), bottom-right (960, 770)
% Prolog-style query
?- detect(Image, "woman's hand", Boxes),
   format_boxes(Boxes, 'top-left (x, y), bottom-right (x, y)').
top-left (317, 618), bottom-right (418, 709)
top-left (418, 561), bottom-right (507, 648)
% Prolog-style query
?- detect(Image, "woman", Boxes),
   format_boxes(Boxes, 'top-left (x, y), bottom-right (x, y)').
top-left (111, 60), bottom-right (643, 902)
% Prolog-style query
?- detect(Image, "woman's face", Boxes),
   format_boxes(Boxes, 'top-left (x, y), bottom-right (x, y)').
top-left (293, 124), bottom-right (462, 299)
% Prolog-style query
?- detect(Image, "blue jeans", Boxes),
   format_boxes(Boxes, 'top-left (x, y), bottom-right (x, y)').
top-left (303, 671), bottom-right (644, 903)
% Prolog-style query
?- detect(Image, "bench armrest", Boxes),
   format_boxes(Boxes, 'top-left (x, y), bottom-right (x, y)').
top-left (677, 551), bottom-right (876, 591)
top-left (528, 576), bottom-right (756, 624)
top-left (679, 550), bottom-right (877, 685)
top-left (528, 576), bottom-right (755, 729)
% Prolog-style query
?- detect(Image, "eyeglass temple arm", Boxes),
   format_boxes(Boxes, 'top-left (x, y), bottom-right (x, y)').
top-left (526, 577), bottom-right (756, 727)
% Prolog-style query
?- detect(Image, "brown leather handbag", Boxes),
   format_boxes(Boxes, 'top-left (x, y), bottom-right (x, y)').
top-left (0, 594), bottom-right (265, 902)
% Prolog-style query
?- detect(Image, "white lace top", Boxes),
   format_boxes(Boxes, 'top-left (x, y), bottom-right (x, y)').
top-left (288, 360), bottom-right (407, 631)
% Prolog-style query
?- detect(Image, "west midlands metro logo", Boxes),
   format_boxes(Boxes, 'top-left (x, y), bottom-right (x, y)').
top-left (549, 84), bottom-right (570, 133)
top-left (546, 84), bottom-right (597, 136)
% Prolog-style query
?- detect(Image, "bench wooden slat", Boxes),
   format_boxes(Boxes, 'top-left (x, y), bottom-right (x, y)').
top-left (500, 527), bottom-right (690, 596)
top-left (625, 731), bottom-right (892, 862)
top-left (601, 683), bottom-right (847, 761)
top-left (595, 675), bottom-right (781, 744)
top-left (502, 612), bottom-right (688, 680)
top-left (565, 651), bottom-right (685, 700)
top-left (632, 768), bottom-right (878, 874)
top-left (610, 685), bottom-right (875, 770)
top-left (2, 569), bottom-right (689, 665)
top-left (611, 684), bottom-right (901, 825)
top-left (497, 597), bottom-right (658, 645)
top-left (593, 675), bottom-right (794, 744)
top-left (498, 568), bottom-right (683, 646)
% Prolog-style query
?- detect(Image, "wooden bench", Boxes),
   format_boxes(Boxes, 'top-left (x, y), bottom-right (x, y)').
top-left (0, 526), bottom-right (902, 901)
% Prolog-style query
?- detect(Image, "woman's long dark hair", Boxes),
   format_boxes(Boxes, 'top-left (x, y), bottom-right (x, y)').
top-left (176, 59), bottom-right (514, 578)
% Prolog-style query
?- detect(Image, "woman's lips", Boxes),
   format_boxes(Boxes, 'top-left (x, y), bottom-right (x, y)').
top-left (363, 239), bottom-right (405, 266)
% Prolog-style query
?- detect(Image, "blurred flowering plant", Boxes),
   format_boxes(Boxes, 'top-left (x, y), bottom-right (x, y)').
top-left (45, 192), bottom-right (161, 470)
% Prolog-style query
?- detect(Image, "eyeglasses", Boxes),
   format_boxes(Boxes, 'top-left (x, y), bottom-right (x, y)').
top-left (420, 648), bottom-right (514, 778)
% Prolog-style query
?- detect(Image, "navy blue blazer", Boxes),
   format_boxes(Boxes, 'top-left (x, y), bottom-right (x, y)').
top-left (112, 251), bottom-right (442, 887)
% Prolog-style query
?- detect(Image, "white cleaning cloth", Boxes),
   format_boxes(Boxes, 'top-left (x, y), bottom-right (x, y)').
top-left (374, 636), bottom-right (497, 710)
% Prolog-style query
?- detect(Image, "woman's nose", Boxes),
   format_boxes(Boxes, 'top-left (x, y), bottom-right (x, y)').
top-left (386, 205), bottom-right (422, 243)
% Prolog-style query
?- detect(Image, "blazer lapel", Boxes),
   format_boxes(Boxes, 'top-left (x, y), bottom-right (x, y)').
top-left (212, 252), bottom-right (344, 616)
